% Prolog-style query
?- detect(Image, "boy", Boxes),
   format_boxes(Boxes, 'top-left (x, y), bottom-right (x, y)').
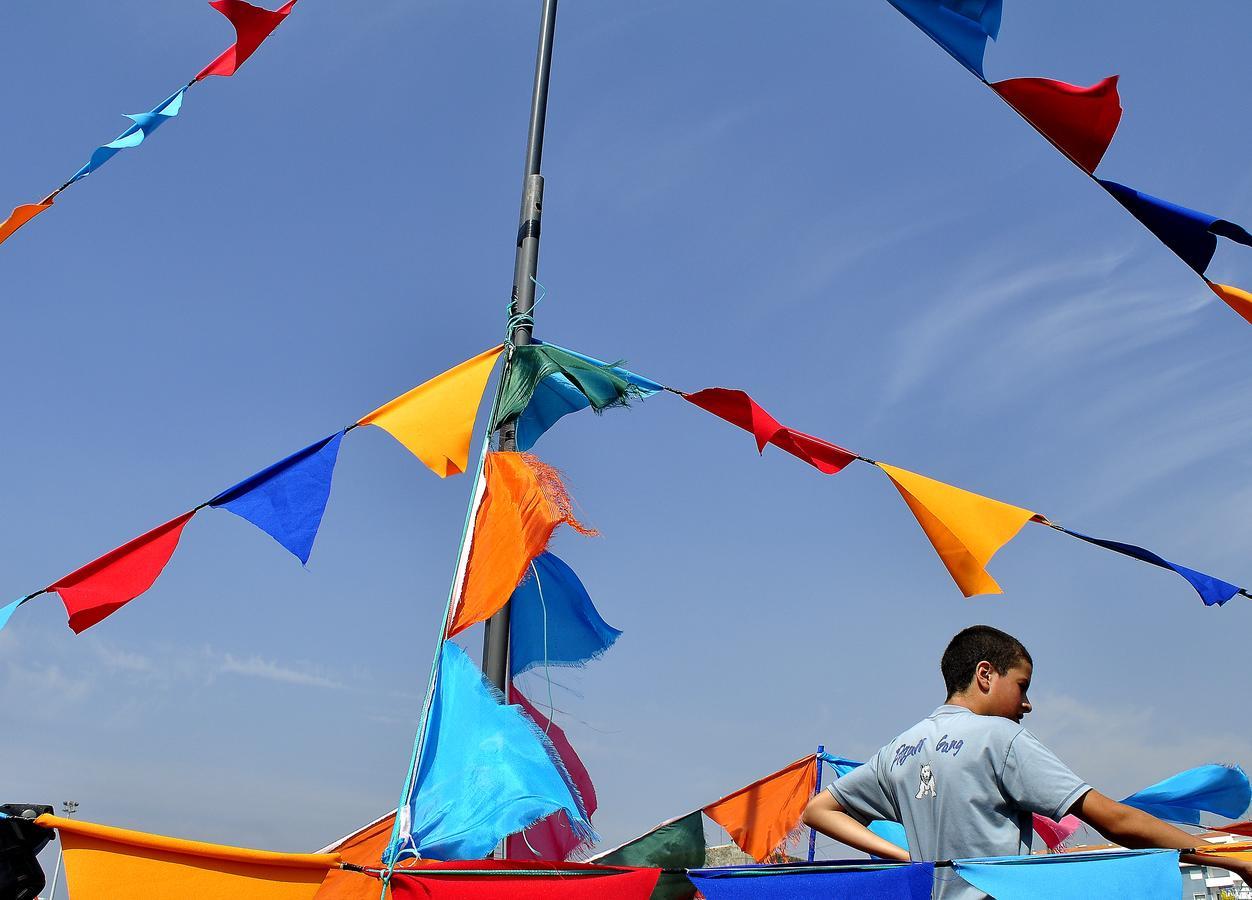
top-left (803, 625), bottom-right (1252, 898)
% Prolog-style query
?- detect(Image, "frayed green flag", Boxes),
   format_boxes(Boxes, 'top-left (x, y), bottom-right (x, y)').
top-left (593, 811), bottom-right (705, 900)
top-left (493, 343), bottom-right (650, 432)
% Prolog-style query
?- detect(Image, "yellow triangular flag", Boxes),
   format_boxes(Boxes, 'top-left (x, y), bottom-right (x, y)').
top-left (1209, 282), bottom-right (1252, 327)
top-left (358, 346), bottom-right (503, 477)
top-left (878, 463), bottom-right (1035, 597)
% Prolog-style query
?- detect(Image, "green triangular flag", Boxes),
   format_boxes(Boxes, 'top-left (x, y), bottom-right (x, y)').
top-left (593, 811), bottom-right (705, 900)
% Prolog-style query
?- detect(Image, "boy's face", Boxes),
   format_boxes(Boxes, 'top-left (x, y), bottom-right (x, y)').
top-left (985, 660), bottom-right (1033, 723)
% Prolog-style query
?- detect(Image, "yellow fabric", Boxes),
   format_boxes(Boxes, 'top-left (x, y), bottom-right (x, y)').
top-left (1209, 282), bottom-right (1252, 327)
top-left (38, 814), bottom-right (339, 900)
top-left (878, 463), bottom-right (1035, 597)
top-left (358, 346), bottom-right (503, 478)
top-left (0, 201), bottom-right (52, 246)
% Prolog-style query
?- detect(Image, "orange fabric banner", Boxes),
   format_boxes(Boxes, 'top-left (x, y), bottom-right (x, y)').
top-left (315, 811), bottom-right (418, 899)
top-left (702, 755), bottom-right (817, 863)
top-left (878, 463), bottom-right (1035, 597)
top-left (0, 201), bottom-right (52, 247)
top-left (358, 346), bottom-right (503, 478)
top-left (1209, 282), bottom-right (1252, 326)
top-left (1196, 841), bottom-right (1252, 862)
top-left (37, 814), bottom-right (339, 900)
top-left (447, 452), bottom-right (596, 637)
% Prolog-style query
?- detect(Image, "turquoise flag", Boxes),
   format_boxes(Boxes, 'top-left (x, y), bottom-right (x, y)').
top-left (388, 643), bottom-right (595, 862)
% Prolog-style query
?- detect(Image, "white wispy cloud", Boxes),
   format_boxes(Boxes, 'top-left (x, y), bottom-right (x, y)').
top-left (219, 653), bottom-right (345, 690)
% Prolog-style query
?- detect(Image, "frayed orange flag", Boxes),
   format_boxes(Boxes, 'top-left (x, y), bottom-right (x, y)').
top-left (1209, 282), bottom-right (1252, 326)
top-left (0, 201), bottom-right (52, 247)
top-left (358, 346), bottom-right (503, 478)
top-left (37, 814), bottom-right (339, 900)
top-left (448, 452), bottom-right (596, 637)
top-left (878, 463), bottom-right (1035, 597)
top-left (703, 755), bottom-right (817, 863)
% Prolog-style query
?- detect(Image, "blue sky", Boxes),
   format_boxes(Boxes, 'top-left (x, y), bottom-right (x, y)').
top-left (4, 0), bottom-right (1252, 865)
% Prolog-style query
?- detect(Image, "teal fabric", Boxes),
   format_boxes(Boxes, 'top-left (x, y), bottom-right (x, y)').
top-left (954, 849), bottom-right (1180, 900)
top-left (388, 643), bottom-right (594, 862)
top-left (1122, 764), bottom-right (1251, 825)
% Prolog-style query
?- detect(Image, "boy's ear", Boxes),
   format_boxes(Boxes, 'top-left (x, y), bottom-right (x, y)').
top-left (974, 660), bottom-right (994, 692)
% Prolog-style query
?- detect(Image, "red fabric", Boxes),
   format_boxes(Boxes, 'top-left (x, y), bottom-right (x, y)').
top-left (386, 860), bottom-right (661, 899)
top-left (197, 0), bottom-right (299, 79)
top-left (1212, 822), bottom-right (1252, 837)
top-left (683, 388), bottom-right (856, 475)
top-left (506, 690), bottom-right (598, 861)
top-left (991, 76), bottom-right (1122, 174)
top-left (50, 511), bottom-right (196, 633)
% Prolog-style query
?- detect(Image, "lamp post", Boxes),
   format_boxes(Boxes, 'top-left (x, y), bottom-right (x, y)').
top-left (45, 800), bottom-right (78, 900)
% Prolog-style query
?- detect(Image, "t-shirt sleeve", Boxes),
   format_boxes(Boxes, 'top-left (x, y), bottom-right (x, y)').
top-left (1001, 729), bottom-right (1091, 819)
top-left (827, 749), bottom-right (898, 825)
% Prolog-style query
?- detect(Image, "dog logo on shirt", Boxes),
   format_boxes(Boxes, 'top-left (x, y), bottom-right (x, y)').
top-left (915, 763), bottom-right (937, 799)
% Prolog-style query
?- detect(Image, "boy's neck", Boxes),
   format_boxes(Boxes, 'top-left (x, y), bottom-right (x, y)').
top-left (945, 693), bottom-right (989, 715)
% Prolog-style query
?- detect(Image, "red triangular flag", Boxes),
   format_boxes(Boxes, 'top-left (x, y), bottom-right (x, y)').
top-left (197, 0), bottom-right (299, 79)
top-left (684, 388), bottom-right (857, 475)
top-left (50, 512), bottom-right (196, 633)
top-left (991, 76), bottom-right (1122, 174)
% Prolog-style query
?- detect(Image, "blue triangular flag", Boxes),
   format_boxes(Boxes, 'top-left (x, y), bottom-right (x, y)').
top-left (1122, 765), bottom-right (1251, 826)
top-left (883, 0), bottom-right (1002, 78)
top-left (70, 89), bottom-right (186, 184)
top-left (509, 552), bottom-right (622, 677)
top-left (819, 753), bottom-right (866, 779)
top-left (1099, 180), bottom-right (1252, 275)
top-left (0, 598), bottom-right (23, 636)
top-left (209, 430), bottom-right (345, 565)
top-left (388, 642), bottom-right (595, 863)
top-left (1062, 528), bottom-right (1241, 607)
top-left (516, 340), bottom-right (663, 451)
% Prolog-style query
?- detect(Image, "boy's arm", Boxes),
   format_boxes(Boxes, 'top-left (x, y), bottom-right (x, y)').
top-left (1071, 790), bottom-right (1252, 883)
top-left (802, 790), bottom-right (911, 862)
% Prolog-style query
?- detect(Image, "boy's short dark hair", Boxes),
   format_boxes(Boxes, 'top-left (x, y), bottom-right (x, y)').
top-left (941, 626), bottom-right (1032, 698)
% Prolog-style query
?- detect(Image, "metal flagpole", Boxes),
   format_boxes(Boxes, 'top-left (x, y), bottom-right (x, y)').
top-left (482, 0), bottom-right (560, 694)
top-left (807, 746), bottom-right (824, 861)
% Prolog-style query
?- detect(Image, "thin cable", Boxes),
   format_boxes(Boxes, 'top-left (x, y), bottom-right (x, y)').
top-left (529, 559), bottom-right (556, 732)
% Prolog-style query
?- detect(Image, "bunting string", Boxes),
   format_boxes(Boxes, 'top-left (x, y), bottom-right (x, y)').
top-left (877, 0), bottom-right (1252, 327)
top-left (6, 339), bottom-right (1244, 648)
top-left (0, 0), bottom-right (303, 249)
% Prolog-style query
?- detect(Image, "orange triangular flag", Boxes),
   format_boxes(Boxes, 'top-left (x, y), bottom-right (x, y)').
top-left (314, 811), bottom-right (416, 899)
top-left (0, 201), bottom-right (53, 247)
top-left (703, 755), bottom-right (817, 863)
top-left (447, 452), bottom-right (595, 637)
top-left (1209, 282), bottom-right (1252, 326)
top-left (358, 346), bottom-right (503, 478)
top-left (878, 463), bottom-right (1035, 597)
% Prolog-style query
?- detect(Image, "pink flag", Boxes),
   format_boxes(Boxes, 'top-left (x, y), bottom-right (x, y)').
top-left (507, 689), bottom-right (598, 861)
top-left (1032, 813), bottom-right (1082, 849)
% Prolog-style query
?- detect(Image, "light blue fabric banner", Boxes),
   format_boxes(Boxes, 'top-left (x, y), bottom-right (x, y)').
top-left (71, 89), bottom-right (187, 184)
top-left (1123, 764), bottom-right (1251, 825)
top-left (869, 820), bottom-right (909, 853)
top-left (209, 430), bottom-right (345, 565)
top-left (883, 0), bottom-right (1002, 78)
top-left (516, 340), bottom-right (663, 451)
top-left (954, 849), bottom-right (1180, 900)
top-left (819, 753), bottom-right (866, 779)
top-left (389, 642), bottom-right (594, 862)
top-left (509, 552), bottom-right (622, 677)
top-left (0, 598), bottom-right (22, 635)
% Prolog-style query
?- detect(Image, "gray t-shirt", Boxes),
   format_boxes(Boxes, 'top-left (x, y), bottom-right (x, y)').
top-left (828, 705), bottom-right (1091, 900)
